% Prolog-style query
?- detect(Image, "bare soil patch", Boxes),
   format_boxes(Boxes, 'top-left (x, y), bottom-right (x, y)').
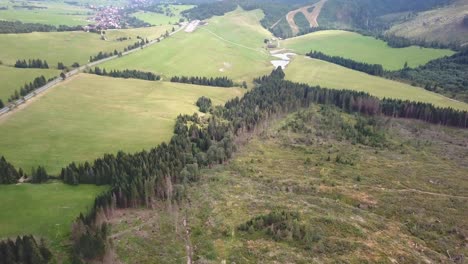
top-left (286, 0), bottom-right (328, 35)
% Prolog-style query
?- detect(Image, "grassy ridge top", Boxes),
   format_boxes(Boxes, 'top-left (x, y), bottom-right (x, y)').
top-left (102, 8), bottom-right (273, 83)
top-left (282, 30), bottom-right (455, 70)
top-left (0, 74), bottom-right (243, 173)
top-left (285, 56), bottom-right (468, 111)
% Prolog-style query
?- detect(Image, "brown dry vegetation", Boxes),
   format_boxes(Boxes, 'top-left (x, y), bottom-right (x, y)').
top-left (110, 105), bottom-right (468, 263)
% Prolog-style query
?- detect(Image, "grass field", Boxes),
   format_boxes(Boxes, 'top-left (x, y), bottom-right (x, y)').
top-left (0, 182), bottom-right (107, 249)
top-left (110, 106), bottom-right (468, 263)
top-left (0, 65), bottom-right (59, 102)
top-left (0, 0), bottom-right (91, 26)
top-left (102, 8), bottom-right (274, 83)
top-left (0, 74), bottom-right (243, 174)
top-left (0, 25), bottom-right (172, 67)
top-left (285, 56), bottom-right (468, 110)
top-left (282, 30), bottom-right (455, 70)
top-left (132, 5), bottom-right (194, 26)
top-left (0, 26), bottom-right (172, 67)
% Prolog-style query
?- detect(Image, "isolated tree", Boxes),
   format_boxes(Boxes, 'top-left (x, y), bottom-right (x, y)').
top-left (60, 72), bottom-right (66, 80)
top-left (0, 99), bottom-right (4, 108)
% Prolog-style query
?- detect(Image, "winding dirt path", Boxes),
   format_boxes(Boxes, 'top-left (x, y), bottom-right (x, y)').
top-left (286, 0), bottom-right (328, 35)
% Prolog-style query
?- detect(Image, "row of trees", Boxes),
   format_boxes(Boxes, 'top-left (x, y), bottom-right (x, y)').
top-left (386, 49), bottom-right (468, 103)
top-left (306, 51), bottom-right (384, 76)
top-left (89, 51), bottom-right (116, 63)
top-left (0, 20), bottom-right (82, 34)
top-left (87, 67), bottom-right (160, 81)
top-left (170, 76), bottom-right (234, 87)
top-left (14, 59), bottom-right (49, 69)
top-left (0, 236), bottom-right (52, 264)
top-left (7, 76), bottom-right (52, 102)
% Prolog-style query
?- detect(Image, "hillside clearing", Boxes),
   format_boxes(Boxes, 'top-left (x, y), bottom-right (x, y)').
top-left (286, 0), bottom-right (328, 35)
top-left (0, 74), bottom-right (243, 174)
top-left (132, 5), bottom-right (194, 26)
top-left (282, 30), bottom-right (454, 70)
top-left (285, 56), bottom-right (468, 111)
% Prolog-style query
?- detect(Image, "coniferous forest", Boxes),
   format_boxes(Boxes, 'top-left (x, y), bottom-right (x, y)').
top-left (88, 67), bottom-right (160, 81)
top-left (170, 76), bottom-right (234, 87)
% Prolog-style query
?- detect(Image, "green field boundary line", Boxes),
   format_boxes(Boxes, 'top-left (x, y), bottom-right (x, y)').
top-left (0, 22), bottom-right (189, 120)
top-left (200, 27), bottom-right (270, 57)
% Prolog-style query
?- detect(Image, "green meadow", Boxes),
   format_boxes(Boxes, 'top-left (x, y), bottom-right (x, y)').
top-left (0, 182), bottom-right (107, 249)
top-left (0, 1), bottom-right (91, 26)
top-left (0, 25), bottom-right (172, 67)
top-left (102, 8), bottom-right (274, 83)
top-left (132, 5), bottom-right (194, 26)
top-left (282, 30), bottom-right (454, 70)
top-left (0, 74), bottom-right (243, 174)
top-left (0, 66), bottom-right (59, 102)
top-left (285, 56), bottom-right (468, 111)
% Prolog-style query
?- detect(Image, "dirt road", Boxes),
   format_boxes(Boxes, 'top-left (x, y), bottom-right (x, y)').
top-left (286, 0), bottom-right (328, 35)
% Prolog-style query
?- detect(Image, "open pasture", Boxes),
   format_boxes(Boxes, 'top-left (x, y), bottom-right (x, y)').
top-left (102, 8), bottom-right (274, 83)
top-left (282, 30), bottom-right (454, 70)
top-left (0, 74), bottom-right (243, 174)
top-left (132, 4), bottom-right (194, 26)
top-left (0, 65), bottom-right (59, 102)
top-left (0, 25), bottom-right (172, 67)
top-left (0, 0), bottom-right (91, 26)
top-left (0, 182), bottom-right (107, 249)
top-left (285, 56), bottom-right (468, 111)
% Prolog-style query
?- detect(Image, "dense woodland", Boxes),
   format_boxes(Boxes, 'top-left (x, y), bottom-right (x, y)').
top-left (307, 50), bottom-right (384, 76)
top-left (88, 67), bottom-right (160, 81)
top-left (0, 236), bottom-right (52, 264)
top-left (0, 20), bottom-right (82, 34)
top-left (14, 59), bottom-right (49, 69)
top-left (387, 49), bottom-right (468, 102)
top-left (170, 76), bottom-right (234, 87)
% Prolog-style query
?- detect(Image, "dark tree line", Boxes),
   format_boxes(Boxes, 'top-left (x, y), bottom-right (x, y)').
top-left (196, 96), bottom-right (212, 113)
top-left (14, 59), bottom-right (49, 69)
top-left (0, 20), bottom-right (82, 34)
top-left (124, 39), bottom-right (147, 52)
top-left (7, 76), bottom-right (53, 102)
top-left (88, 67), bottom-right (160, 81)
top-left (31, 166), bottom-right (48, 184)
top-left (170, 76), bottom-right (234, 87)
top-left (89, 51), bottom-right (116, 62)
top-left (307, 50), bottom-right (384, 76)
top-left (386, 49), bottom-right (468, 103)
top-left (0, 156), bottom-right (21, 184)
top-left (0, 236), bottom-right (52, 264)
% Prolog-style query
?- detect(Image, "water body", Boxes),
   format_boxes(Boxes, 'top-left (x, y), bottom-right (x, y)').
top-left (270, 52), bottom-right (296, 69)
